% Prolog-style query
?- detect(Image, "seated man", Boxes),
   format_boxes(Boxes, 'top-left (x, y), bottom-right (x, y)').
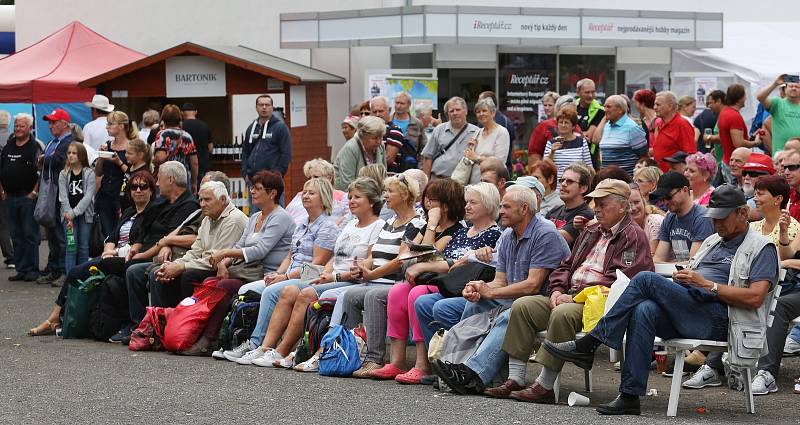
top-left (499, 179), bottom-right (653, 403)
top-left (149, 181), bottom-right (247, 308)
top-left (430, 185), bottom-right (569, 394)
top-left (545, 162), bottom-right (595, 247)
top-left (651, 171), bottom-right (714, 263)
top-left (544, 185), bottom-right (778, 415)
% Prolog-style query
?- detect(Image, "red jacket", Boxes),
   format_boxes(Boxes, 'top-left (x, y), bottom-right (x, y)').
top-left (547, 213), bottom-right (654, 296)
top-left (653, 113), bottom-right (696, 172)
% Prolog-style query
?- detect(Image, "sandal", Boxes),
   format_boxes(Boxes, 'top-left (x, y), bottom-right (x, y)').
top-left (273, 351), bottom-right (296, 369)
top-left (293, 354), bottom-right (320, 373)
top-left (369, 363), bottom-right (407, 380)
top-left (395, 367), bottom-right (427, 384)
top-left (28, 320), bottom-right (58, 336)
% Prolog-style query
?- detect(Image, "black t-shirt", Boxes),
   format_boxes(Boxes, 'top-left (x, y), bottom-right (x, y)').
top-left (136, 189), bottom-right (200, 250)
top-left (0, 138), bottom-right (41, 196)
top-left (67, 170), bottom-right (84, 209)
top-left (693, 109), bottom-right (719, 151)
top-left (182, 119), bottom-right (211, 165)
top-left (546, 202), bottom-right (595, 242)
top-left (97, 142), bottom-right (128, 199)
top-left (576, 104), bottom-right (605, 132)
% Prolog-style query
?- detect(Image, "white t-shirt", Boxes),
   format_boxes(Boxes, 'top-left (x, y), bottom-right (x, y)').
top-left (82, 116), bottom-right (110, 151)
top-left (332, 217), bottom-right (385, 273)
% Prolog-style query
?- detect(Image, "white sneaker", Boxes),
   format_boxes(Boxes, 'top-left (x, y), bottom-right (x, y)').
top-left (682, 364), bottom-right (722, 389)
top-left (252, 348), bottom-right (284, 367)
top-left (211, 348), bottom-right (225, 360)
top-left (783, 337), bottom-right (800, 355)
top-left (236, 347), bottom-right (267, 365)
top-left (222, 340), bottom-right (256, 362)
top-left (751, 370), bottom-right (778, 395)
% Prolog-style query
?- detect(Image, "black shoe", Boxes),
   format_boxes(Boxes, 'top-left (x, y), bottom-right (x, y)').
top-left (23, 273), bottom-right (40, 282)
top-left (109, 326), bottom-right (133, 343)
top-left (542, 340), bottom-right (595, 370)
top-left (431, 359), bottom-right (479, 395)
top-left (8, 273), bottom-right (25, 281)
top-left (596, 394), bottom-right (641, 415)
top-left (662, 359), bottom-right (698, 377)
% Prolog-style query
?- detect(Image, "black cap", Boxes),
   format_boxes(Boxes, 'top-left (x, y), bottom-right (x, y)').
top-left (664, 151), bottom-right (688, 164)
top-left (705, 184), bottom-right (747, 219)
top-left (649, 171), bottom-right (690, 202)
top-left (181, 102), bottom-right (196, 111)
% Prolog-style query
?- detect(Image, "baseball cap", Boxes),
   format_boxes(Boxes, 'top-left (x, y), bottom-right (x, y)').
top-left (43, 108), bottom-right (70, 123)
top-left (585, 178), bottom-right (631, 199)
top-left (741, 152), bottom-right (775, 175)
top-left (505, 176), bottom-right (545, 198)
top-left (181, 102), bottom-right (197, 111)
top-left (705, 184), bottom-right (747, 219)
top-left (649, 171), bottom-right (690, 202)
top-left (664, 151), bottom-right (688, 164)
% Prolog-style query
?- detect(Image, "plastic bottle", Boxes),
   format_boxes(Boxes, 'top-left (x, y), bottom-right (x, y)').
top-left (66, 227), bottom-right (76, 254)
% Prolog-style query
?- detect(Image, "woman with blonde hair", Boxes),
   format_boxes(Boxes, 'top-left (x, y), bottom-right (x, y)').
top-left (678, 95), bottom-right (701, 141)
top-left (96, 110), bottom-right (138, 238)
top-left (460, 98), bottom-right (510, 184)
top-left (286, 158), bottom-right (349, 225)
top-left (119, 138), bottom-right (152, 212)
top-left (633, 165), bottom-right (663, 205)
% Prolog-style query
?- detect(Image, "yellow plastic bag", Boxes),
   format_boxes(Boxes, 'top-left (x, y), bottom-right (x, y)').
top-left (573, 285), bottom-right (610, 333)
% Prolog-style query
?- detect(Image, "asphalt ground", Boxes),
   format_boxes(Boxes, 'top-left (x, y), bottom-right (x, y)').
top-left (1, 248), bottom-right (800, 424)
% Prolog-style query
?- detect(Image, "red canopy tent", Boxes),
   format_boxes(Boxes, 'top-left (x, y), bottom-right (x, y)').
top-left (0, 21), bottom-right (145, 103)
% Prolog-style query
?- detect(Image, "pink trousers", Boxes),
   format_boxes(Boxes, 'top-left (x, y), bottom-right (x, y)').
top-left (386, 281), bottom-right (439, 342)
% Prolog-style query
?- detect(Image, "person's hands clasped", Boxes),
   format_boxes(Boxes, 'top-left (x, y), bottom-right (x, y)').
top-left (156, 261), bottom-right (183, 282)
top-left (462, 280), bottom-right (485, 302)
top-left (549, 291), bottom-right (574, 309)
top-left (473, 247), bottom-right (494, 263)
top-left (216, 261), bottom-right (229, 279)
top-left (310, 272), bottom-right (334, 285)
top-left (157, 245), bottom-right (172, 263)
top-left (208, 250), bottom-right (226, 267)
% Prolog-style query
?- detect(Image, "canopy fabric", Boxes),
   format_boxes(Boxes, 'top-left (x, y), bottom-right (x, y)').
top-left (0, 21), bottom-right (144, 103)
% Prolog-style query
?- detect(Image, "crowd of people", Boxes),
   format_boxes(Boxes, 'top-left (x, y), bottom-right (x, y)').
top-left (5, 73), bottom-right (800, 416)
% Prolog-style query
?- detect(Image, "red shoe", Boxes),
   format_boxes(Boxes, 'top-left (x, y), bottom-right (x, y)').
top-left (395, 367), bottom-right (427, 384)
top-left (368, 363), bottom-right (407, 380)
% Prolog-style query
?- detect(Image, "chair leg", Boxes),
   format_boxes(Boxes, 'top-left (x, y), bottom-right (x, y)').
top-left (609, 348), bottom-right (619, 363)
top-left (667, 349), bottom-right (686, 417)
top-left (744, 368), bottom-right (755, 414)
top-left (553, 373), bottom-right (561, 404)
top-left (585, 368), bottom-right (593, 392)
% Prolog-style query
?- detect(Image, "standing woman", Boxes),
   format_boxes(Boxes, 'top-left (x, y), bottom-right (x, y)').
top-left (543, 106), bottom-right (592, 179)
top-left (633, 89), bottom-right (658, 144)
top-left (96, 111), bottom-right (137, 238)
top-left (678, 95), bottom-right (701, 142)
top-left (462, 98), bottom-right (510, 185)
top-left (684, 152), bottom-right (716, 206)
top-left (58, 142), bottom-right (96, 274)
top-left (119, 138), bottom-right (152, 212)
top-left (528, 91), bottom-right (560, 162)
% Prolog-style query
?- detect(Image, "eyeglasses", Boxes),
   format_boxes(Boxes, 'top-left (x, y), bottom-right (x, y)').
top-left (784, 164), bottom-right (800, 172)
top-left (559, 177), bottom-right (578, 185)
top-left (742, 170), bottom-right (768, 178)
top-left (130, 183), bottom-right (149, 192)
top-left (663, 188), bottom-right (682, 201)
top-left (106, 122), bottom-right (117, 126)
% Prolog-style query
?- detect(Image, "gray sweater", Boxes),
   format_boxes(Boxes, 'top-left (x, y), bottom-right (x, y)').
top-left (234, 206), bottom-right (296, 275)
top-left (58, 167), bottom-right (96, 223)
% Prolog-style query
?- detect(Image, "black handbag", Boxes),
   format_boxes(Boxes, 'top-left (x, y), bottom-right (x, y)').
top-left (430, 262), bottom-right (496, 298)
top-left (89, 214), bottom-right (105, 258)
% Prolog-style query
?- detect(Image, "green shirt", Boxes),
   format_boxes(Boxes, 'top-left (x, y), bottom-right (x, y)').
top-left (333, 136), bottom-right (387, 191)
top-left (767, 97), bottom-right (800, 153)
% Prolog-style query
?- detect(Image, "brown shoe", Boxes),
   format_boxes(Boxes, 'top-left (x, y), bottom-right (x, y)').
top-left (509, 383), bottom-right (556, 404)
top-left (483, 379), bottom-right (525, 399)
top-left (352, 361), bottom-right (382, 378)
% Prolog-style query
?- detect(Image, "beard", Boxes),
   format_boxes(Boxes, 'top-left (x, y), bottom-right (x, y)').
top-left (742, 182), bottom-right (755, 197)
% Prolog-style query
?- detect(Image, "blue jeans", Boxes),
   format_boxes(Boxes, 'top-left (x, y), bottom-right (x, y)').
top-left (64, 216), bottom-right (91, 275)
top-left (414, 294), bottom-right (512, 345)
top-left (44, 218), bottom-right (66, 275)
top-left (4, 195), bottom-right (40, 276)
top-left (465, 308), bottom-right (511, 386)
top-left (248, 279), bottom-right (309, 346)
top-left (590, 272), bottom-right (728, 396)
top-left (126, 261), bottom-right (156, 324)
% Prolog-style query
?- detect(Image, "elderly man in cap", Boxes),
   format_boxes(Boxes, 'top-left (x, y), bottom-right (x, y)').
top-left (181, 103), bottom-right (213, 189)
top-left (37, 109), bottom-right (75, 285)
top-left (82, 94), bottom-right (114, 151)
top-left (545, 185), bottom-right (779, 415)
top-left (492, 179), bottom-right (653, 403)
top-left (664, 151), bottom-right (688, 174)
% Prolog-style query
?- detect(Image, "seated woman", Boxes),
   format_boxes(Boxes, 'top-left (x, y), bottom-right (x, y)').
top-left (221, 177), bottom-right (340, 363)
top-left (529, 159), bottom-right (563, 217)
top-left (753, 175), bottom-right (799, 252)
top-left (28, 170), bottom-right (156, 336)
top-left (240, 177), bottom-right (386, 368)
top-left (285, 158), bottom-right (349, 225)
top-left (685, 152), bottom-right (716, 206)
top-left (175, 170), bottom-right (296, 355)
top-left (633, 165), bottom-right (664, 210)
top-left (629, 182), bottom-right (665, 257)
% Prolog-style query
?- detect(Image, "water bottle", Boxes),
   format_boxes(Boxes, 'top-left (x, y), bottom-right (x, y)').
top-left (66, 227), bottom-right (76, 254)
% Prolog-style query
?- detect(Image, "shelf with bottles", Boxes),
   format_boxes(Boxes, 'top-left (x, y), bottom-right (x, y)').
top-left (210, 133), bottom-right (246, 163)
top-left (229, 177), bottom-right (251, 216)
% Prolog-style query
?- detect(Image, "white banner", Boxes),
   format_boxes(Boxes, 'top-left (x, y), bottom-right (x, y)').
top-left (289, 85), bottom-right (307, 128)
top-left (458, 14), bottom-right (580, 39)
top-left (165, 56), bottom-right (226, 98)
top-left (582, 17), bottom-right (694, 42)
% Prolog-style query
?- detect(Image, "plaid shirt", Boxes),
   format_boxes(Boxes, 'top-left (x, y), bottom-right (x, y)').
top-left (568, 220), bottom-right (622, 293)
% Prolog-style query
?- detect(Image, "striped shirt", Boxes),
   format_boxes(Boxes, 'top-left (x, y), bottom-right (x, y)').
top-left (544, 135), bottom-right (593, 180)
top-left (384, 121), bottom-right (405, 151)
top-left (370, 215), bottom-right (426, 283)
top-left (599, 114), bottom-right (648, 175)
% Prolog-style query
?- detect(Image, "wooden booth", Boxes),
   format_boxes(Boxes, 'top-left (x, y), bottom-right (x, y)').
top-left (80, 42), bottom-right (345, 198)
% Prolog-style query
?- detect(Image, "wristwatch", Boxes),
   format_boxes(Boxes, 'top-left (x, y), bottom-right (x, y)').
top-left (711, 282), bottom-right (719, 295)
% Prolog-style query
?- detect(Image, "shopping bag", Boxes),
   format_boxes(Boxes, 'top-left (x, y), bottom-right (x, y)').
top-left (573, 285), bottom-right (610, 333)
top-left (605, 269), bottom-right (631, 315)
top-left (162, 277), bottom-right (227, 352)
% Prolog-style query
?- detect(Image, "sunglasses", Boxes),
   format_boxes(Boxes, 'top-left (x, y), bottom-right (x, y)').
top-left (663, 188), bottom-right (682, 201)
top-left (742, 170), bottom-right (768, 178)
top-left (784, 164), bottom-right (800, 172)
top-left (559, 177), bottom-right (579, 185)
top-left (360, 111), bottom-right (371, 116)
top-left (130, 183), bottom-right (149, 192)
top-left (396, 173), bottom-right (409, 188)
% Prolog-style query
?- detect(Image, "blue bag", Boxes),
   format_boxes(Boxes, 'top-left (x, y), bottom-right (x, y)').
top-left (318, 325), bottom-right (362, 377)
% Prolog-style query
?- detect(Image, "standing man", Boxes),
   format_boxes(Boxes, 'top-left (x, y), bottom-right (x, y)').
top-left (757, 74), bottom-right (800, 153)
top-left (39, 109), bottom-right (74, 285)
top-left (599, 95), bottom-right (648, 175)
top-left (653, 91), bottom-right (697, 172)
top-left (0, 109), bottom-right (13, 268)
top-left (479, 91), bottom-right (517, 168)
top-left (181, 102), bottom-right (213, 189)
top-left (574, 79), bottom-right (604, 169)
top-left (241, 95), bottom-right (291, 208)
top-left (390, 92), bottom-right (427, 172)
top-left (704, 84), bottom-right (758, 179)
top-left (369, 96), bottom-right (404, 172)
top-left (0, 113), bottom-right (42, 281)
top-left (694, 90), bottom-right (725, 154)
top-left (82, 94), bottom-right (114, 151)
top-left (421, 97), bottom-right (479, 179)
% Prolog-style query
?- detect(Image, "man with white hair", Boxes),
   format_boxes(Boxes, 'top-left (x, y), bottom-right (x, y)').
top-left (370, 96), bottom-right (405, 172)
top-left (391, 92), bottom-right (427, 172)
top-left (653, 91), bottom-right (697, 172)
top-left (150, 180), bottom-right (248, 309)
top-left (1, 114), bottom-right (43, 280)
top-left (0, 109), bottom-right (14, 268)
top-left (599, 95), bottom-right (648, 175)
top-left (421, 96), bottom-right (479, 178)
top-left (414, 103), bottom-right (439, 141)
